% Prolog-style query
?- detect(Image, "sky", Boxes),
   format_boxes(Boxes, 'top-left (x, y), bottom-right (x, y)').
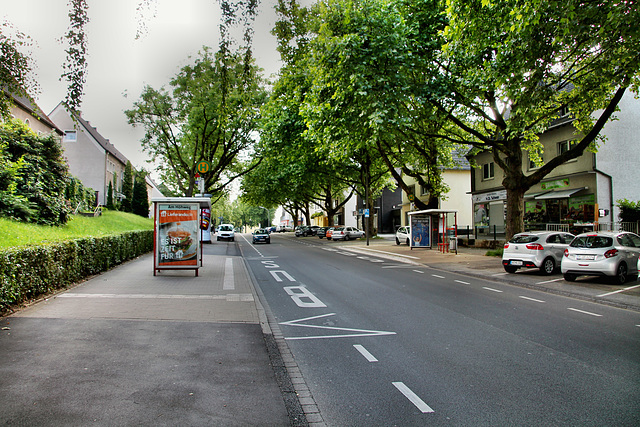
top-left (1, 0), bottom-right (284, 172)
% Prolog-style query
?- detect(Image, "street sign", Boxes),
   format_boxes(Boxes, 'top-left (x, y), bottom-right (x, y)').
top-left (196, 161), bottom-right (212, 174)
top-left (364, 209), bottom-right (370, 218)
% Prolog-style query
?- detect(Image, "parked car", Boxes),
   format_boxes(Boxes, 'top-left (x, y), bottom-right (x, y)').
top-left (309, 225), bottom-right (320, 236)
top-left (502, 231), bottom-right (575, 275)
top-left (316, 227), bottom-right (329, 239)
top-left (217, 224), bottom-right (235, 242)
top-left (276, 225), bottom-right (291, 232)
top-left (561, 231), bottom-right (640, 284)
top-left (332, 226), bottom-right (365, 241)
top-left (295, 225), bottom-right (313, 237)
top-left (252, 228), bottom-right (271, 244)
top-left (325, 227), bottom-right (336, 241)
top-left (396, 226), bottom-right (410, 245)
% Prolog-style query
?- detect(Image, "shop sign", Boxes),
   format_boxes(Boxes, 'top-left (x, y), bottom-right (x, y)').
top-left (157, 203), bottom-right (199, 267)
top-left (472, 190), bottom-right (507, 204)
top-left (541, 179), bottom-right (569, 190)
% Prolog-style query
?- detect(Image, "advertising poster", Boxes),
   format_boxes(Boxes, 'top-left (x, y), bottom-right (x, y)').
top-left (410, 215), bottom-right (431, 248)
top-left (157, 204), bottom-right (199, 267)
top-left (201, 208), bottom-right (211, 243)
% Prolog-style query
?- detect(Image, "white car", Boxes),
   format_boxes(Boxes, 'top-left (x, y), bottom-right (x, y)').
top-left (331, 226), bottom-right (364, 241)
top-left (502, 231), bottom-right (575, 275)
top-left (217, 224), bottom-right (235, 242)
top-left (561, 231), bottom-right (640, 284)
top-left (396, 226), bottom-right (410, 245)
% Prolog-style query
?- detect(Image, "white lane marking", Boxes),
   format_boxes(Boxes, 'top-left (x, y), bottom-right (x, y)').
top-left (536, 278), bottom-right (564, 284)
top-left (343, 247), bottom-right (420, 259)
top-left (413, 270), bottom-right (425, 274)
top-left (455, 280), bottom-right (470, 285)
top-left (223, 257), bottom-right (235, 290)
top-left (269, 270), bottom-right (296, 282)
top-left (283, 286), bottom-right (327, 308)
top-left (492, 272), bottom-right (508, 276)
top-left (568, 308), bottom-right (602, 317)
top-left (261, 260), bottom-right (280, 268)
top-left (597, 284), bottom-right (640, 297)
top-left (337, 252), bottom-right (357, 256)
top-left (321, 248), bottom-right (339, 252)
top-left (519, 296), bottom-right (546, 303)
top-left (280, 313), bottom-right (396, 340)
top-left (392, 382), bottom-right (434, 413)
top-left (369, 259), bottom-right (384, 263)
top-left (432, 274), bottom-right (445, 279)
top-left (357, 256), bottom-right (370, 260)
top-left (353, 345), bottom-right (378, 362)
top-left (242, 234), bottom-right (263, 256)
top-left (483, 287), bottom-right (503, 293)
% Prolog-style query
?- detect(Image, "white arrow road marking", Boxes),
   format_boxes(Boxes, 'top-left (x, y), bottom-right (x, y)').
top-left (269, 270), bottom-right (296, 282)
top-left (392, 382), bottom-right (434, 413)
top-left (280, 313), bottom-right (396, 340)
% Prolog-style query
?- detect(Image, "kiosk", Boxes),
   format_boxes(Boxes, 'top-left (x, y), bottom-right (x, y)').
top-left (408, 209), bottom-right (459, 254)
top-left (152, 197), bottom-right (212, 276)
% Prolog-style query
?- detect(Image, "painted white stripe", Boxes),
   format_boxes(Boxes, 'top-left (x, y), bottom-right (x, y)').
top-left (369, 259), bottom-right (384, 263)
top-left (413, 270), bottom-right (425, 274)
top-left (344, 247), bottom-right (420, 259)
top-left (536, 278), bottom-right (564, 284)
top-left (392, 382), bottom-right (434, 413)
top-left (432, 274), bottom-right (445, 279)
top-left (223, 257), bottom-right (235, 290)
top-left (353, 345), bottom-right (378, 362)
top-left (482, 287), bottom-right (503, 293)
top-left (269, 270), bottom-right (296, 282)
top-left (492, 272), bottom-right (508, 276)
top-left (519, 296), bottom-right (546, 303)
top-left (568, 308), bottom-right (602, 317)
top-left (455, 280), bottom-right (470, 285)
top-left (597, 284), bottom-right (640, 297)
top-left (357, 256), bottom-right (370, 260)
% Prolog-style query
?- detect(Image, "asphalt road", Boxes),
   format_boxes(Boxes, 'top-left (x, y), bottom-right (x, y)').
top-left (242, 233), bottom-right (640, 426)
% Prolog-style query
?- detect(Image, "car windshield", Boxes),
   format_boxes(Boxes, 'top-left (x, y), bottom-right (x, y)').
top-left (509, 235), bottom-right (539, 244)
top-left (570, 236), bottom-right (613, 248)
top-left (335, 227), bottom-right (345, 231)
top-left (219, 225), bottom-right (233, 231)
top-left (255, 229), bottom-right (267, 234)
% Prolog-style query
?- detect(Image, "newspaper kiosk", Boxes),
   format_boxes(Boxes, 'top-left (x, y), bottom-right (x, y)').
top-left (408, 209), bottom-right (459, 254)
top-left (152, 197), bottom-right (212, 276)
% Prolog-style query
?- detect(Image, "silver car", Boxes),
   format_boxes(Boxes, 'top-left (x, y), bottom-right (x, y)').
top-left (561, 231), bottom-right (640, 284)
top-left (332, 226), bottom-right (364, 241)
top-left (502, 231), bottom-right (575, 275)
top-left (396, 226), bottom-right (410, 245)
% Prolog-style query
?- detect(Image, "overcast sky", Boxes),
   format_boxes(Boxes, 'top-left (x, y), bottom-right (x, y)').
top-left (1, 0), bottom-right (283, 171)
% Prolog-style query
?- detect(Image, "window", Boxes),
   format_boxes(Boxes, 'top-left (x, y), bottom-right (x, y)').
top-left (557, 140), bottom-right (577, 156)
top-left (482, 162), bottom-right (494, 180)
top-left (64, 130), bottom-right (77, 142)
top-left (528, 151), bottom-right (543, 170)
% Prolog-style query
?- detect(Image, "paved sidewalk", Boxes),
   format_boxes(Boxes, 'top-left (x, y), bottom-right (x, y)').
top-left (0, 250), bottom-right (304, 426)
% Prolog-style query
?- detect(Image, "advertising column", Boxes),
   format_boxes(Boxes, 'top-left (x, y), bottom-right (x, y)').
top-left (156, 203), bottom-right (200, 270)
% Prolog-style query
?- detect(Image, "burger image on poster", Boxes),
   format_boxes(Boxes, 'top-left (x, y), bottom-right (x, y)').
top-left (161, 222), bottom-right (198, 260)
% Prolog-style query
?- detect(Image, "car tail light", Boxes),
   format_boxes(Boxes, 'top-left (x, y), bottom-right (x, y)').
top-left (504, 243), bottom-right (509, 249)
top-left (604, 249), bottom-right (618, 258)
top-left (564, 249), bottom-right (569, 257)
top-left (526, 243), bottom-right (544, 250)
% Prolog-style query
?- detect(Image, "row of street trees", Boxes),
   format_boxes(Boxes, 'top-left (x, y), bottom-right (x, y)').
top-left (243, 0), bottom-right (640, 239)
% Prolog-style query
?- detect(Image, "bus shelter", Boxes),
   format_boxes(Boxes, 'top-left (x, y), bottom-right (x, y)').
top-left (407, 209), bottom-right (459, 254)
top-left (152, 197), bottom-right (212, 276)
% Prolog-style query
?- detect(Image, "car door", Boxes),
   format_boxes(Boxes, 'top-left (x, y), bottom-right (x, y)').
top-left (619, 233), bottom-right (640, 274)
top-left (545, 234), bottom-right (563, 262)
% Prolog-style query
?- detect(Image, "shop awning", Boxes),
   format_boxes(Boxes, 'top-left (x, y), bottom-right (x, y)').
top-left (534, 187), bottom-right (586, 200)
top-left (524, 191), bottom-right (551, 199)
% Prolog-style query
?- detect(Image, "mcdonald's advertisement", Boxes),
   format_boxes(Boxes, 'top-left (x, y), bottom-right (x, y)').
top-left (156, 204), bottom-right (199, 267)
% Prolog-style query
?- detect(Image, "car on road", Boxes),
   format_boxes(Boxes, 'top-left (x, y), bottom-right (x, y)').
top-left (325, 227), bottom-right (337, 241)
top-left (217, 224), bottom-right (235, 242)
top-left (561, 231), bottom-right (640, 284)
top-left (502, 231), bottom-right (575, 275)
top-left (252, 228), bottom-right (271, 244)
top-left (396, 226), bottom-right (410, 245)
top-left (331, 226), bottom-right (365, 241)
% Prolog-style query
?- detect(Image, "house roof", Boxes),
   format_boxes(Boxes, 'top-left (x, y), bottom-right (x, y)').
top-left (4, 89), bottom-right (64, 135)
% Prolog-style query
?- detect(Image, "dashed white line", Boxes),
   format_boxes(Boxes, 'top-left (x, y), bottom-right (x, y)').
top-left (353, 345), bottom-right (378, 362)
top-left (482, 287), bottom-right (503, 293)
top-left (413, 270), bottom-right (425, 274)
top-left (519, 296), bottom-right (546, 303)
top-left (492, 272), bottom-right (509, 276)
top-left (392, 382), bottom-right (434, 413)
top-left (455, 280), bottom-right (470, 285)
top-left (536, 278), bottom-right (564, 284)
top-left (568, 308), bottom-right (602, 317)
top-left (597, 284), bottom-right (640, 297)
top-left (432, 274), bottom-right (445, 279)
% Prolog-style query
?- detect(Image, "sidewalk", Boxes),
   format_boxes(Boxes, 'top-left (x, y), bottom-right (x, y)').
top-left (342, 235), bottom-right (640, 312)
top-left (0, 250), bottom-right (305, 426)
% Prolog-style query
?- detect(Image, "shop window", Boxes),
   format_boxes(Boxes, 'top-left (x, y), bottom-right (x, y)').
top-left (482, 162), bottom-right (494, 180)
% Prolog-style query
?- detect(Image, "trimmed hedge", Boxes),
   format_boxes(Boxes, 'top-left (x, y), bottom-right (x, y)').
top-left (0, 230), bottom-right (153, 311)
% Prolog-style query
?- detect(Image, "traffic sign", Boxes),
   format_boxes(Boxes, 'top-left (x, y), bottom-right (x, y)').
top-left (196, 161), bottom-right (212, 174)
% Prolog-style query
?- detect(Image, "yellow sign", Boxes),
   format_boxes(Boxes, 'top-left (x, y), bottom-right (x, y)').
top-left (196, 161), bottom-right (212, 174)
top-left (408, 194), bottom-right (415, 202)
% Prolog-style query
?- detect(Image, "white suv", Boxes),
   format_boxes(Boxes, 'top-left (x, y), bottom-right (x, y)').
top-left (502, 231), bottom-right (575, 275)
top-left (217, 224), bottom-right (235, 242)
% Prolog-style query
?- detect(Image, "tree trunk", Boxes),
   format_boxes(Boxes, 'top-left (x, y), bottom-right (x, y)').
top-left (504, 187), bottom-right (525, 240)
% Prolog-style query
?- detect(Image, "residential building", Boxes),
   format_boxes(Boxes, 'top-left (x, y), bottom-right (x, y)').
top-left (3, 91), bottom-right (63, 137)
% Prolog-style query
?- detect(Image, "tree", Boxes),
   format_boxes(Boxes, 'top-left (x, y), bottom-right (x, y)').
top-left (62, 0), bottom-right (90, 114)
top-left (131, 169), bottom-right (149, 217)
top-left (106, 180), bottom-right (115, 210)
top-left (0, 22), bottom-right (38, 120)
top-left (121, 161), bottom-right (133, 212)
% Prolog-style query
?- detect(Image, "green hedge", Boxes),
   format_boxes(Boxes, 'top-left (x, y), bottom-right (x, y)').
top-left (0, 230), bottom-right (153, 311)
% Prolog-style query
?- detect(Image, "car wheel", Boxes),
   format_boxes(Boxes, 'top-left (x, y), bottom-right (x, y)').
top-left (540, 257), bottom-right (555, 275)
top-left (344, 235), bottom-right (350, 241)
top-left (504, 265), bottom-right (518, 274)
top-left (395, 237), bottom-right (400, 245)
top-left (231, 237), bottom-right (235, 242)
top-left (406, 238), bottom-right (410, 246)
top-left (217, 237), bottom-right (220, 241)
top-left (612, 263), bottom-right (628, 285)
top-left (563, 273), bottom-right (577, 282)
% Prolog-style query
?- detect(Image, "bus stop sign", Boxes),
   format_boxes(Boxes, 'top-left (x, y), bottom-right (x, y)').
top-left (196, 161), bottom-right (212, 174)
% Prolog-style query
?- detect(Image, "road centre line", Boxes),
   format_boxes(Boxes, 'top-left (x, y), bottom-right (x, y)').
top-left (455, 280), bottom-right (470, 285)
top-left (413, 270), bottom-right (425, 274)
top-left (597, 284), bottom-right (640, 297)
top-left (568, 308), bottom-right (603, 317)
top-left (432, 274), bottom-right (445, 279)
top-left (519, 295), bottom-right (546, 303)
top-left (492, 272), bottom-right (509, 276)
top-left (392, 382), bottom-right (434, 413)
top-left (536, 278), bottom-right (564, 284)
top-left (483, 287), bottom-right (503, 293)
top-left (353, 345), bottom-right (378, 362)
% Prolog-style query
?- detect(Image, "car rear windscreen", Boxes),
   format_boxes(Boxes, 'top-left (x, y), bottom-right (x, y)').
top-left (570, 236), bottom-right (613, 248)
top-left (509, 235), bottom-right (539, 244)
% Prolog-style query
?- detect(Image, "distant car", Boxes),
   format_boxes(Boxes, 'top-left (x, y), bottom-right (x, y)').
top-left (502, 231), bottom-right (575, 275)
top-left (332, 226), bottom-right (364, 241)
top-left (217, 224), bottom-right (235, 242)
top-left (309, 225), bottom-right (320, 236)
top-left (295, 226), bottom-right (313, 237)
top-left (317, 227), bottom-right (329, 239)
top-left (561, 231), bottom-right (640, 284)
top-left (325, 227), bottom-right (336, 241)
top-left (252, 228), bottom-right (271, 244)
top-left (396, 226), bottom-right (410, 245)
